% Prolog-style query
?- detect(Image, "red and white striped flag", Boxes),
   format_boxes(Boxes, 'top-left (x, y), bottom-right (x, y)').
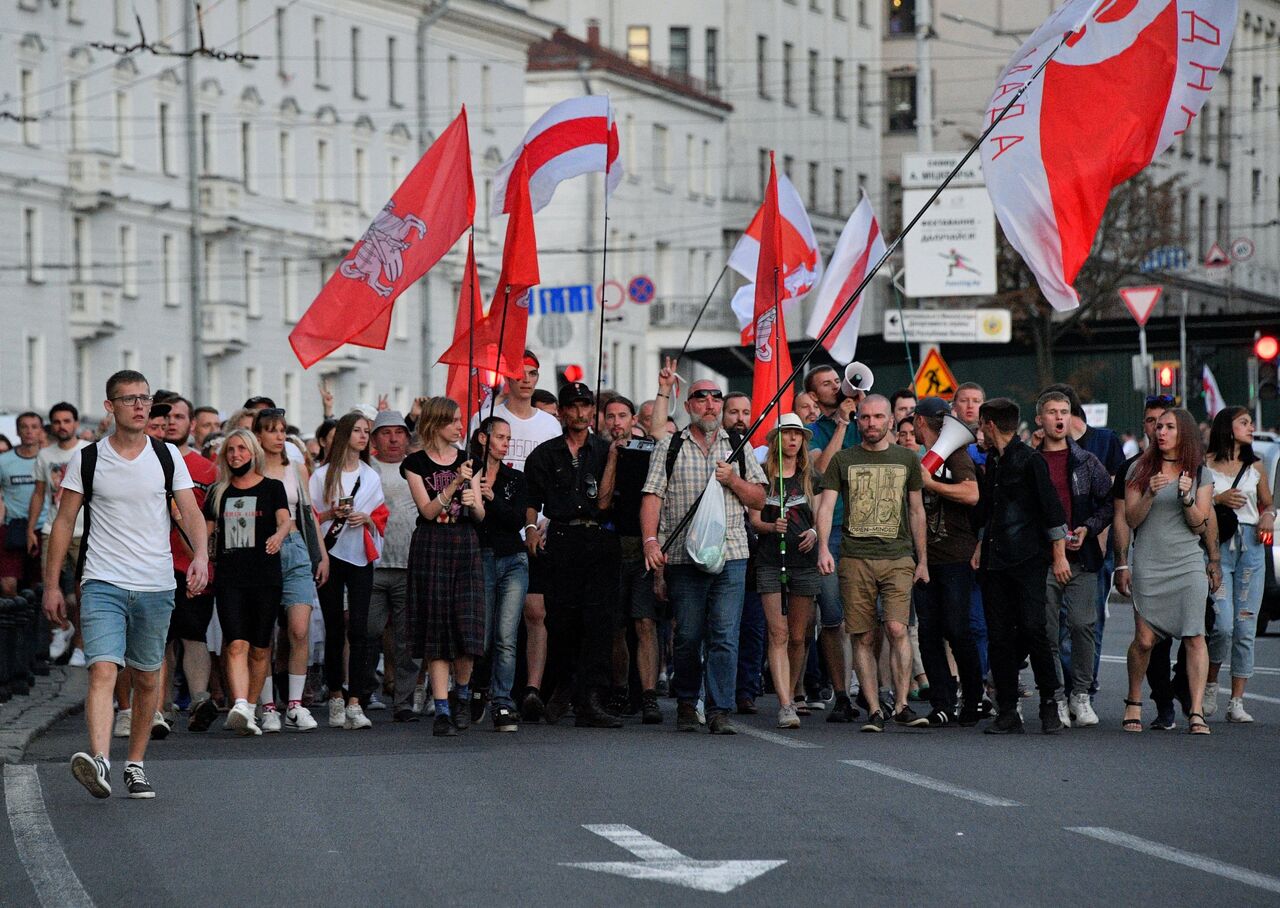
top-left (804, 190), bottom-right (885, 363)
top-left (1202, 364), bottom-right (1225, 418)
top-left (491, 95), bottom-right (621, 215)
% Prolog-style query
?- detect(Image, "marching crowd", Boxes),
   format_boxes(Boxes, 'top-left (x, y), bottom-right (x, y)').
top-left (1, 354), bottom-right (1272, 801)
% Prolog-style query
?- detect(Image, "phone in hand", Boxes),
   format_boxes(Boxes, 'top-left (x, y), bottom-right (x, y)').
top-left (337, 495), bottom-right (354, 515)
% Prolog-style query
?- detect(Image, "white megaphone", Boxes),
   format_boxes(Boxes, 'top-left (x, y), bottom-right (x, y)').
top-left (921, 414), bottom-right (977, 476)
top-left (840, 361), bottom-right (875, 397)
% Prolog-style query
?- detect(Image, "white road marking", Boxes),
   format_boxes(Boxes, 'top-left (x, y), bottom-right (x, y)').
top-left (842, 760), bottom-right (1024, 807)
top-left (4, 764), bottom-right (94, 908)
top-left (734, 725), bottom-right (821, 749)
top-left (561, 824), bottom-right (785, 894)
top-left (1099, 654), bottom-right (1280, 676)
top-left (1244, 692), bottom-right (1280, 705)
top-left (1067, 827), bottom-right (1280, 895)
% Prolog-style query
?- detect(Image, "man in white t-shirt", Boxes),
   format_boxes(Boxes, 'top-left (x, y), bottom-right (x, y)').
top-left (44, 370), bottom-right (208, 801)
top-left (470, 351), bottom-right (561, 720)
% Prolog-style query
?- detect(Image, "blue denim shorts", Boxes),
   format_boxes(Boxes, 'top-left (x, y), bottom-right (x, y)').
top-left (80, 580), bottom-right (175, 671)
top-left (280, 532), bottom-right (318, 607)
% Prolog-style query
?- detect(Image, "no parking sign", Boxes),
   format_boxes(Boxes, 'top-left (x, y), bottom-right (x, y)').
top-left (628, 275), bottom-right (655, 304)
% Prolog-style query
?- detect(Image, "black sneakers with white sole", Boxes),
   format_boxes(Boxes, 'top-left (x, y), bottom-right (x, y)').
top-left (70, 752), bottom-right (111, 799)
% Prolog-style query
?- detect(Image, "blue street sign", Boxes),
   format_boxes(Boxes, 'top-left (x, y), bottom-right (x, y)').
top-left (1139, 245), bottom-right (1190, 273)
top-left (532, 284), bottom-right (594, 316)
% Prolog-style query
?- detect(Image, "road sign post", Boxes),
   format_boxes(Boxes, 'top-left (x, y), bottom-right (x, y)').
top-left (1119, 286), bottom-right (1163, 396)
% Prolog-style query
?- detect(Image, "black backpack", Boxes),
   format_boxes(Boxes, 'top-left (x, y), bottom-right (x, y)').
top-left (74, 437), bottom-right (188, 582)
top-left (664, 428), bottom-right (749, 480)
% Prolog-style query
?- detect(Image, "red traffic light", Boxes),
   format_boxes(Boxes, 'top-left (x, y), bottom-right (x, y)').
top-left (1158, 365), bottom-right (1174, 388)
top-left (562, 364), bottom-right (584, 383)
top-left (1255, 335), bottom-right (1279, 361)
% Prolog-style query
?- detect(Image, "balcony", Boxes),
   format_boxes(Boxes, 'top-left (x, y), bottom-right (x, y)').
top-left (67, 151), bottom-right (117, 207)
top-left (321, 343), bottom-right (368, 372)
top-left (198, 175), bottom-right (242, 227)
top-left (649, 296), bottom-right (738, 332)
top-left (314, 200), bottom-right (366, 248)
top-left (201, 299), bottom-right (248, 357)
top-left (69, 283), bottom-right (122, 341)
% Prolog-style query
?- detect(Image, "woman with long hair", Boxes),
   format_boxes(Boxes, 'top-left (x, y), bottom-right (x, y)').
top-left (254, 409), bottom-right (328, 732)
top-left (1203, 406), bottom-right (1274, 723)
top-left (748, 414), bottom-right (821, 729)
top-left (471, 416), bottom-right (529, 732)
top-left (1123, 408), bottom-right (1217, 735)
top-left (403, 398), bottom-right (486, 737)
top-left (204, 430), bottom-right (291, 736)
top-left (309, 412), bottom-right (386, 730)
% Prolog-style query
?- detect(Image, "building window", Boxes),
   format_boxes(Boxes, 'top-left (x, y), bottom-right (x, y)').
top-left (392, 299), bottom-right (409, 341)
top-left (19, 69), bottom-right (38, 146)
top-left (808, 50), bottom-right (820, 112)
top-left (856, 63), bottom-right (868, 124)
top-left (200, 112), bottom-right (214, 174)
top-left (783, 43), bottom-right (794, 105)
top-left (316, 139), bottom-right (330, 199)
top-left (69, 80), bottom-right (87, 150)
top-left (447, 55), bottom-right (458, 112)
top-left (888, 0), bottom-right (915, 35)
top-left (1198, 111), bottom-right (1210, 162)
top-left (279, 130), bottom-right (294, 200)
top-left (1178, 189), bottom-right (1190, 243)
top-left (834, 0), bottom-right (847, 19)
top-left (669, 27), bottom-right (690, 75)
top-left (808, 161), bottom-right (820, 210)
top-left (119, 225), bottom-right (137, 297)
top-left (159, 102), bottom-right (173, 175)
top-left (627, 26), bottom-right (650, 65)
top-left (114, 0), bottom-right (129, 33)
top-left (624, 113), bottom-right (636, 180)
top-left (350, 26), bottom-right (363, 99)
top-left (282, 257), bottom-right (298, 322)
top-left (783, 155), bottom-right (794, 179)
top-left (1197, 195), bottom-right (1208, 256)
top-left (1252, 75), bottom-right (1263, 109)
top-left (833, 167), bottom-right (845, 213)
top-left (72, 216), bottom-right (89, 283)
top-left (702, 138), bottom-right (712, 197)
top-left (164, 355), bottom-right (180, 391)
top-left (705, 28), bottom-right (719, 89)
top-left (162, 233), bottom-right (177, 305)
top-left (833, 58), bottom-right (846, 119)
top-left (283, 371), bottom-right (300, 417)
top-left (244, 248), bottom-right (260, 317)
top-left (652, 124), bottom-right (669, 187)
top-left (1215, 199), bottom-right (1227, 243)
top-left (275, 6), bottom-right (287, 78)
top-left (481, 65), bottom-right (491, 130)
top-left (203, 239), bottom-right (218, 299)
top-left (23, 207), bottom-right (42, 283)
top-left (389, 154), bottom-right (404, 194)
top-left (759, 148), bottom-right (770, 191)
top-left (245, 367), bottom-right (259, 402)
top-left (155, 0), bottom-right (169, 43)
top-left (810, 0), bottom-right (822, 10)
top-left (236, 0), bottom-right (249, 57)
top-left (388, 36), bottom-right (399, 106)
top-left (1252, 168), bottom-right (1262, 204)
top-left (355, 146), bottom-right (369, 214)
top-left (313, 16), bottom-right (326, 87)
top-left (888, 74), bottom-right (917, 132)
top-left (686, 134), bottom-right (697, 195)
top-left (240, 121), bottom-right (254, 190)
top-left (858, 0), bottom-right (869, 26)
top-left (1216, 107), bottom-right (1229, 165)
top-left (115, 90), bottom-right (133, 164)
top-left (757, 35), bottom-right (769, 98)
top-left (26, 336), bottom-right (45, 410)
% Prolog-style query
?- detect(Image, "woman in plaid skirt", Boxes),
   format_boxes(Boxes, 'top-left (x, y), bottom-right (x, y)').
top-left (403, 398), bottom-right (486, 737)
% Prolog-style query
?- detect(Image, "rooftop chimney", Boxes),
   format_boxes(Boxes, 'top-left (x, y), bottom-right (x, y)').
top-left (586, 18), bottom-right (600, 46)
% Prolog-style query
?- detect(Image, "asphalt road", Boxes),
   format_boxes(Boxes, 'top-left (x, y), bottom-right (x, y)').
top-left (4, 606), bottom-right (1280, 907)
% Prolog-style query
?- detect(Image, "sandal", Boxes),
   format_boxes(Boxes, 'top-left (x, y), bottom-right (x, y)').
top-left (1122, 698), bottom-right (1143, 732)
top-left (1188, 712), bottom-right (1211, 735)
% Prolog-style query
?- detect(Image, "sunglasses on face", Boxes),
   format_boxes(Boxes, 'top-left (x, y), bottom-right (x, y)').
top-left (259, 408), bottom-right (287, 418)
top-left (688, 390), bottom-right (724, 402)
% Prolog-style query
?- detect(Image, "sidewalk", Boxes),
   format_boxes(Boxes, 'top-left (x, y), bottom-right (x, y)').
top-left (0, 667), bottom-right (86, 764)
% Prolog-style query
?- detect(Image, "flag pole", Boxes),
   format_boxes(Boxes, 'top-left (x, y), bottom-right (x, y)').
top-left (481, 285), bottom-right (513, 470)
top-left (658, 27), bottom-right (1078, 559)
top-left (465, 227), bottom-right (476, 432)
top-left (593, 114), bottom-right (612, 411)
top-left (773, 264), bottom-right (787, 589)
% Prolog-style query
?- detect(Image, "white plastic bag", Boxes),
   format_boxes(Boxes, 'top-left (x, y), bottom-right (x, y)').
top-left (686, 473), bottom-right (728, 574)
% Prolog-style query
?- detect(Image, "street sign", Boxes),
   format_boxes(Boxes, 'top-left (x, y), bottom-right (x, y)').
top-left (902, 187), bottom-right (997, 297)
top-left (532, 285), bottom-right (594, 316)
top-left (1119, 286), bottom-right (1162, 327)
top-left (913, 346), bottom-right (959, 401)
top-left (1139, 245), bottom-right (1190, 272)
top-left (536, 312), bottom-right (573, 349)
top-left (1231, 237), bottom-right (1255, 262)
top-left (1081, 403), bottom-right (1109, 428)
top-left (1204, 242), bottom-right (1231, 268)
top-left (883, 308), bottom-right (1011, 343)
top-left (901, 152), bottom-right (984, 189)
top-left (628, 275), bottom-right (655, 304)
top-left (600, 280), bottom-right (625, 310)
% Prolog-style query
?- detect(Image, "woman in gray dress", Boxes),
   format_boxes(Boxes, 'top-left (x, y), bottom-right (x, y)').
top-left (1122, 408), bottom-right (1217, 735)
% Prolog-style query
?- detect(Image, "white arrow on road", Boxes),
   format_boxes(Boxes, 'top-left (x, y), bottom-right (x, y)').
top-left (561, 824), bottom-right (785, 894)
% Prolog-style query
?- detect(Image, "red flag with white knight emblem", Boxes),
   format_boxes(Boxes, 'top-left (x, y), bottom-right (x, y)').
top-left (750, 154), bottom-right (794, 448)
top-left (289, 109), bottom-right (475, 368)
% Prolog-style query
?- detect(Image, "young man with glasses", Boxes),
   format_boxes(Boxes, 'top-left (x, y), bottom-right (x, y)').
top-left (641, 380), bottom-right (767, 735)
top-left (44, 371), bottom-right (208, 799)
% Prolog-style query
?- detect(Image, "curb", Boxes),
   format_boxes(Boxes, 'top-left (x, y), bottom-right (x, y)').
top-left (0, 668), bottom-right (87, 764)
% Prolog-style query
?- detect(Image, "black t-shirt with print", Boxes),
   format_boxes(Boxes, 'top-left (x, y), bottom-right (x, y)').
top-left (402, 449), bottom-right (467, 526)
top-left (204, 477), bottom-right (288, 587)
top-left (757, 472), bottom-right (818, 570)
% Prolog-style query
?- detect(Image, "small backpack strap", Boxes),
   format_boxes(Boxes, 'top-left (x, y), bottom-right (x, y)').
top-left (150, 438), bottom-right (193, 553)
top-left (664, 431), bottom-right (686, 480)
top-left (74, 443), bottom-right (99, 583)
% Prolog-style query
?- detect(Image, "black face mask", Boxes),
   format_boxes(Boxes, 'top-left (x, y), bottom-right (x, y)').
top-left (229, 460), bottom-right (253, 477)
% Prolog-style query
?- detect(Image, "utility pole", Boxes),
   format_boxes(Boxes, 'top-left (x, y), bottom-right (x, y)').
top-left (1178, 289), bottom-right (1188, 404)
top-left (184, 0), bottom-right (204, 404)
top-left (915, 0), bottom-right (933, 153)
top-left (416, 0), bottom-right (450, 394)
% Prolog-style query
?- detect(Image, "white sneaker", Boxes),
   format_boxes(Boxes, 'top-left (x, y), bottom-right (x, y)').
top-left (225, 702), bottom-right (261, 736)
top-left (284, 704), bottom-right (318, 731)
top-left (150, 710), bottom-right (170, 740)
top-left (1202, 681), bottom-right (1219, 717)
top-left (259, 708), bottom-right (282, 734)
top-left (344, 704), bottom-right (372, 729)
top-left (68, 648), bottom-right (86, 667)
top-left (328, 697), bottom-right (346, 728)
top-left (777, 704), bottom-right (801, 729)
top-left (1227, 697), bottom-right (1254, 723)
top-left (1057, 698), bottom-right (1072, 729)
top-left (49, 623), bottom-right (74, 660)
top-left (1070, 693), bottom-right (1099, 727)
top-left (411, 685), bottom-right (427, 714)
top-left (113, 708), bottom-right (132, 738)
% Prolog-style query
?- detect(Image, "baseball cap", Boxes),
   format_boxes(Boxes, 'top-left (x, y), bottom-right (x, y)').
top-left (558, 382), bottom-right (594, 409)
top-left (914, 397), bottom-right (951, 420)
top-left (372, 410), bottom-right (408, 433)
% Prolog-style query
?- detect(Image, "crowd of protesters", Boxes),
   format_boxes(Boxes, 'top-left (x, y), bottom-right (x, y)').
top-left (4, 357), bottom-right (1271, 801)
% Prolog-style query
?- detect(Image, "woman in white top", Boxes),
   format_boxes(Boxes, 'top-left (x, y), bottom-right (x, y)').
top-left (1203, 407), bottom-right (1274, 723)
top-left (255, 409), bottom-right (328, 732)
top-left (309, 413), bottom-right (386, 730)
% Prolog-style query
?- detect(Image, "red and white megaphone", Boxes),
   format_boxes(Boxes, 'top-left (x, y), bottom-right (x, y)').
top-left (840, 361), bottom-right (874, 397)
top-left (921, 414), bottom-right (977, 475)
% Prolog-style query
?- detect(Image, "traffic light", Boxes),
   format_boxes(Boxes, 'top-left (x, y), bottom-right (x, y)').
top-left (1152, 360), bottom-right (1180, 401)
top-left (556, 363), bottom-right (584, 388)
top-left (1257, 335), bottom-right (1279, 401)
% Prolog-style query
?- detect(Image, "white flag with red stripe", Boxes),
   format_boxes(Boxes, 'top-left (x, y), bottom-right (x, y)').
top-left (728, 173), bottom-right (823, 341)
top-left (804, 191), bottom-right (885, 363)
top-left (1202, 364), bottom-right (1225, 418)
top-left (981, 0), bottom-right (1237, 312)
top-left (491, 95), bottom-right (621, 215)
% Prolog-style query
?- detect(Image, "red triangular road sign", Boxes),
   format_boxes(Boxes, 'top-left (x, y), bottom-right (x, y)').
top-left (1204, 242), bottom-right (1230, 268)
top-left (1119, 286), bottom-right (1163, 327)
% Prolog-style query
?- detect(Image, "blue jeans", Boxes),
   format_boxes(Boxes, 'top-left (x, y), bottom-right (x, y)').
top-left (735, 589), bottom-right (765, 701)
top-left (80, 580), bottom-right (175, 671)
top-left (481, 549), bottom-right (529, 707)
top-left (667, 559), bottom-right (748, 714)
top-left (970, 584), bottom-right (989, 678)
top-left (1209, 526), bottom-right (1264, 679)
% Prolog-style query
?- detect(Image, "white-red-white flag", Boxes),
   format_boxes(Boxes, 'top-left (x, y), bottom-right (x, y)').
top-left (491, 95), bottom-right (621, 216)
top-left (728, 172), bottom-right (823, 341)
top-left (981, 0), bottom-right (1237, 312)
top-left (1202, 364), bottom-right (1225, 417)
top-left (804, 190), bottom-right (886, 363)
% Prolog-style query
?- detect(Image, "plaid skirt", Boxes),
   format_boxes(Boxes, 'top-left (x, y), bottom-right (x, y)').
top-left (405, 521), bottom-right (486, 662)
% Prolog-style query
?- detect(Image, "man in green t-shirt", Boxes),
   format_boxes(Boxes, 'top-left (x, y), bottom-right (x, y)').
top-left (817, 395), bottom-right (928, 732)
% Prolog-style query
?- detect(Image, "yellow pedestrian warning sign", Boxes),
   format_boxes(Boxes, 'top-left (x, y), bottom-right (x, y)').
top-left (914, 346), bottom-right (958, 401)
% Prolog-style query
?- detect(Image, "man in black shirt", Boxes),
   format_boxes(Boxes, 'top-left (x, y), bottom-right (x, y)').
top-left (524, 382), bottom-right (621, 728)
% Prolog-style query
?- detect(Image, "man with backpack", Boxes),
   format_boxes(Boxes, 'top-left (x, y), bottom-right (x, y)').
top-left (641, 380), bottom-right (766, 735)
top-left (42, 371), bottom-right (208, 800)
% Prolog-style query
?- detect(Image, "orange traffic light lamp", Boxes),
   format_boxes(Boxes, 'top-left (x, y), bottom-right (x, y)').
top-left (1151, 360), bottom-right (1180, 401)
top-left (1255, 335), bottom-right (1279, 362)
